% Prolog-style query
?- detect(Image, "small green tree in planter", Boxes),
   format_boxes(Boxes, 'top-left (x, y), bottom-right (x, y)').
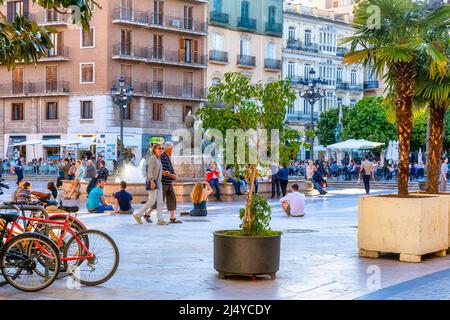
top-left (197, 72), bottom-right (301, 279)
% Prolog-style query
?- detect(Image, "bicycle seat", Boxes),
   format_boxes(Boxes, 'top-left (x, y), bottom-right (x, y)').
top-left (0, 212), bottom-right (19, 223)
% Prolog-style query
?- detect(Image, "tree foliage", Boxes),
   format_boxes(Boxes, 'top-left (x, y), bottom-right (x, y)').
top-left (0, 0), bottom-right (99, 67)
top-left (197, 72), bottom-right (301, 235)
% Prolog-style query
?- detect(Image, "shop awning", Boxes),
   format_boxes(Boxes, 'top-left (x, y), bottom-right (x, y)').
top-left (327, 139), bottom-right (384, 150)
top-left (42, 139), bottom-right (83, 147)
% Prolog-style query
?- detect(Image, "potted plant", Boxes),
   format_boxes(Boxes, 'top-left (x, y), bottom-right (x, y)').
top-left (197, 72), bottom-right (302, 279)
top-left (344, 0), bottom-right (450, 262)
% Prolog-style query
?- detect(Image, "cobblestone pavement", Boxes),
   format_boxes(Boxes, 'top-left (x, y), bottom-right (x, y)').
top-left (0, 179), bottom-right (449, 300)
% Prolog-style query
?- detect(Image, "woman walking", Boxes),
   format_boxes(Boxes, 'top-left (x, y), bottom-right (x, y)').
top-left (439, 157), bottom-right (448, 192)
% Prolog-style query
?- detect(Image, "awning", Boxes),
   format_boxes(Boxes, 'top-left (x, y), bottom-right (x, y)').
top-left (328, 139), bottom-right (384, 150)
top-left (121, 135), bottom-right (140, 148)
top-left (42, 139), bottom-right (83, 147)
top-left (11, 139), bottom-right (43, 146)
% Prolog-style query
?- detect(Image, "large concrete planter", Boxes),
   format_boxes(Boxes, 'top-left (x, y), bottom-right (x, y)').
top-left (358, 195), bottom-right (448, 262)
top-left (213, 231), bottom-right (281, 279)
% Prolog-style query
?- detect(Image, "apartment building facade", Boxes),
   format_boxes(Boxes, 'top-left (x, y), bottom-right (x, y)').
top-left (207, 0), bottom-right (283, 86)
top-left (0, 0), bottom-right (208, 164)
top-left (282, 2), bottom-right (367, 158)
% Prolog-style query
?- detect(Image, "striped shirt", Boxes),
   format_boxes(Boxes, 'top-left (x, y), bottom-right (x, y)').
top-left (161, 152), bottom-right (175, 185)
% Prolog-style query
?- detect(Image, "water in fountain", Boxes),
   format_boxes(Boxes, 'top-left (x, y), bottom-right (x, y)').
top-left (115, 159), bottom-right (146, 183)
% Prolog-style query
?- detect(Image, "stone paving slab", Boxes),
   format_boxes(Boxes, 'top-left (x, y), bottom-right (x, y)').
top-left (0, 181), bottom-right (449, 300)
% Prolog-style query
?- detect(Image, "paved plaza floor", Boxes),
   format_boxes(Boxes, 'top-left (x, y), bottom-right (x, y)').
top-left (0, 179), bottom-right (449, 300)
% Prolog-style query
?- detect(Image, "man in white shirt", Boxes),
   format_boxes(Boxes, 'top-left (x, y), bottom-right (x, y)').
top-left (280, 184), bottom-right (306, 217)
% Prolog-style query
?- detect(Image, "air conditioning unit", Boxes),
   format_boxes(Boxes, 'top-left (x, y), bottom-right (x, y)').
top-left (171, 19), bottom-right (180, 28)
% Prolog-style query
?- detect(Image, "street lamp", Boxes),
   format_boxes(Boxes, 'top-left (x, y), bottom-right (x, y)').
top-left (111, 76), bottom-right (134, 165)
top-left (298, 68), bottom-right (326, 160)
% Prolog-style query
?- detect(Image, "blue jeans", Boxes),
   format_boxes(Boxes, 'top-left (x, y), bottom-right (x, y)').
top-left (16, 169), bottom-right (23, 185)
top-left (209, 179), bottom-right (221, 200)
top-left (227, 178), bottom-right (242, 195)
top-left (90, 205), bottom-right (114, 213)
top-left (311, 179), bottom-right (325, 193)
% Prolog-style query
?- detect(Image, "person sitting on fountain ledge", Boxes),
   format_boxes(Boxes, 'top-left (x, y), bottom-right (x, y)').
top-left (113, 181), bottom-right (134, 215)
top-left (86, 179), bottom-right (114, 214)
top-left (280, 184), bottom-right (306, 217)
top-left (206, 162), bottom-right (222, 202)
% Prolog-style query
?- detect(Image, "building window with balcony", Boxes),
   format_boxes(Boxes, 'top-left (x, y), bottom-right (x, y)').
top-left (288, 26), bottom-right (296, 43)
top-left (183, 105), bottom-right (193, 122)
top-left (80, 63), bottom-right (94, 84)
top-left (152, 68), bottom-right (164, 94)
top-left (153, 35), bottom-right (163, 59)
top-left (183, 72), bottom-right (193, 97)
top-left (184, 5), bottom-right (193, 30)
top-left (124, 102), bottom-right (131, 120)
top-left (48, 32), bottom-right (63, 56)
top-left (46, 66), bottom-right (58, 92)
top-left (7, 1), bottom-right (27, 21)
top-left (81, 27), bottom-right (95, 48)
top-left (319, 62), bottom-right (336, 86)
top-left (304, 64), bottom-right (312, 79)
top-left (304, 30), bottom-right (312, 47)
top-left (120, 29), bottom-right (131, 55)
top-left (180, 38), bottom-right (199, 64)
top-left (12, 103), bottom-right (24, 121)
top-left (287, 62), bottom-right (296, 80)
top-left (153, 0), bottom-right (164, 25)
top-left (319, 29), bottom-right (337, 53)
top-left (46, 9), bottom-right (58, 23)
top-left (304, 99), bottom-right (310, 115)
top-left (337, 68), bottom-right (343, 83)
top-left (241, 1), bottom-right (249, 20)
top-left (80, 101), bottom-right (93, 120)
top-left (153, 103), bottom-right (163, 121)
top-left (46, 102), bottom-right (58, 120)
top-left (351, 70), bottom-right (357, 86)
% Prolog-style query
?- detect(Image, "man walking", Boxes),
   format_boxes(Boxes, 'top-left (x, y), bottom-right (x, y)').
top-left (133, 143), bottom-right (168, 225)
top-left (13, 156), bottom-right (24, 185)
top-left (439, 157), bottom-right (448, 192)
top-left (360, 155), bottom-right (374, 195)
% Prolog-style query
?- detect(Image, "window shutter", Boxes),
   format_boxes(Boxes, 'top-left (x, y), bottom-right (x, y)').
top-left (179, 38), bottom-right (185, 62)
top-left (193, 40), bottom-right (198, 64)
top-left (57, 32), bottom-right (63, 55)
top-left (23, 0), bottom-right (29, 18)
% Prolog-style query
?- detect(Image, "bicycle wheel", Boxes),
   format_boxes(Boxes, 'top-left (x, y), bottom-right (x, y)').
top-left (64, 230), bottom-right (119, 286)
top-left (1, 232), bottom-right (61, 292)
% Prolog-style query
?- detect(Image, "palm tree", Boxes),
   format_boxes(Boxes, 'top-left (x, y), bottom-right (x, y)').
top-left (343, 0), bottom-right (449, 196)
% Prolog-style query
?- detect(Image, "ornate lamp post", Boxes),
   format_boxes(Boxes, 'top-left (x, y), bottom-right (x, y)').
top-left (111, 76), bottom-right (134, 165)
top-left (298, 68), bottom-right (326, 160)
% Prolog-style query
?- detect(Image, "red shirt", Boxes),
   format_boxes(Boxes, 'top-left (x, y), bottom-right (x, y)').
top-left (206, 169), bottom-right (219, 182)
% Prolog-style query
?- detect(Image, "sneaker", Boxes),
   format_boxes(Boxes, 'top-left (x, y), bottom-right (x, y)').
top-left (157, 220), bottom-right (169, 225)
top-left (133, 213), bottom-right (143, 225)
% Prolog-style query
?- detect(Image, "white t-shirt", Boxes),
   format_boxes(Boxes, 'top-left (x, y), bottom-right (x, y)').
top-left (280, 192), bottom-right (306, 216)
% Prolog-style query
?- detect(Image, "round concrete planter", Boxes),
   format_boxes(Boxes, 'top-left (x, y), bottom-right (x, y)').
top-left (213, 231), bottom-right (281, 280)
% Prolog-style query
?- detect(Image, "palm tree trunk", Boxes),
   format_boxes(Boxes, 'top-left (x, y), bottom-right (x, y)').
top-left (243, 164), bottom-right (257, 233)
top-left (426, 101), bottom-right (445, 194)
top-left (393, 63), bottom-right (416, 196)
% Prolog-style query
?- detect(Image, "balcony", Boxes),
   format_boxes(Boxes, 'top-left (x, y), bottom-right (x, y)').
top-left (148, 13), bottom-right (207, 35)
top-left (209, 50), bottom-right (228, 64)
top-left (0, 81), bottom-right (69, 97)
top-left (286, 112), bottom-right (319, 123)
top-left (287, 76), bottom-right (309, 86)
top-left (40, 46), bottom-right (70, 62)
top-left (237, 55), bottom-right (256, 68)
top-left (210, 11), bottom-right (229, 25)
top-left (286, 39), bottom-right (301, 50)
top-left (148, 48), bottom-right (207, 68)
top-left (133, 81), bottom-right (207, 101)
top-left (336, 82), bottom-right (349, 91)
top-left (349, 83), bottom-right (364, 92)
top-left (112, 44), bottom-right (148, 62)
top-left (112, 7), bottom-right (149, 26)
top-left (285, 39), bottom-right (318, 53)
top-left (264, 59), bottom-right (281, 71)
top-left (336, 46), bottom-right (349, 57)
top-left (30, 11), bottom-right (69, 26)
top-left (364, 81), bottom-right (380, 89)
top-left (302, 42), bottom-right (319, 53)
top-left (265, 22), bottom-right (282, 36)
top-left (237, 17), bottom-right (257, 31)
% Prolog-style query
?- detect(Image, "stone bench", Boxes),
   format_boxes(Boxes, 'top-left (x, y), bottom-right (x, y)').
top-left (61, 178), bottom-right (318, 204)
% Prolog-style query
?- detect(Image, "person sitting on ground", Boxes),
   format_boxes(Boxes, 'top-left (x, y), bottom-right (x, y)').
top-left (113, 181), bottom-right (134, 215)
top-left (86, 179), bottom-right (114, 214)
top-left (280, 184), bottom-right (306, 217)
top-left (189, 182), bottom-right (213, 217)
top-left (16, 181), bottom-right (34, 204)
top-left (312, 165), bottom-right (328, 195)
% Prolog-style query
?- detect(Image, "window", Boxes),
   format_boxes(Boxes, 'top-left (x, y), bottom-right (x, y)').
top-left (80, 101), bottom-right (93, 119)
top-left (288, 26), bottom-right (296, 43)
top-left (183, 72), bottom-right (193, 97)
top-left (319, 29), bottom-right (337, 53)
top-left (46, 66), bottom-right (58, 92)
top-left (212, 77), bottom-right (221, 86)
top-left (184, 5), bottom-right (193, 30)
top-left (81, 28), bottom-right (95, 48)
top-left (124, 102), bottom-right (131, 120)
top-left (120, 0), bottom-right (132, 19)
top-left (152, 103), bottom-right (163, 121)
top-left (48, 32), bottom-right (63, 56)
top-left (12, 67), bottom-right (24, 94)
top-left (12, 103), bottom-right (24, 121)
top-left (241, 1), bottom-right (249, 19)
top-left (153, 34), bottom-right (163, 59)
top-left (152, 68), bottom-right (164, 94)
top-left (7, 1), bottom-right (26, 21)
top-left (351, 70), bottom-right (357, 86)
top-left (46, 102), bottom-right (58, 120)
top-left (184, 39), bottom-right (192, 63)
top-left (267, 42), bottom-right (275, 60)
top-left (304, 64), bottom-right (312, 79)
top-left (120, 29), bottom-right (131, 55)
top-left (303, 99), bottom-right (310, 115)
top-left (80, 64), bottom-right (94, 84)
top-left (304, 30), bottom-right (312, 47)
top-left (318, 61), bottom-right (336, 86)
top-left (350, 99), bottom-right (357, 108)
top-left (288, 62), bottom-right (296, 79)
top-left (212, 32), bottom-right (223, 51)
top-left (180, 38), bottom-right (198, 64)
top-left (153, 0), bottom-right (164, 25)
top-left (183, 105), bottom-right (193, 121)
top-left (268, 6), bottom-right (276, 24)
top-left (213, 0), bottom-right (222, 11)
top-left (337, 68), bottom-right (343, 82)
top-left (240, 38), bottom-right (249, 56)
top-left (46, 9), bottom-right (58, 22)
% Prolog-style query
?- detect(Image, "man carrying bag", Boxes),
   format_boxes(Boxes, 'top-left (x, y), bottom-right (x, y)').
top-left (133, 143), bottom-right (168, 225)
